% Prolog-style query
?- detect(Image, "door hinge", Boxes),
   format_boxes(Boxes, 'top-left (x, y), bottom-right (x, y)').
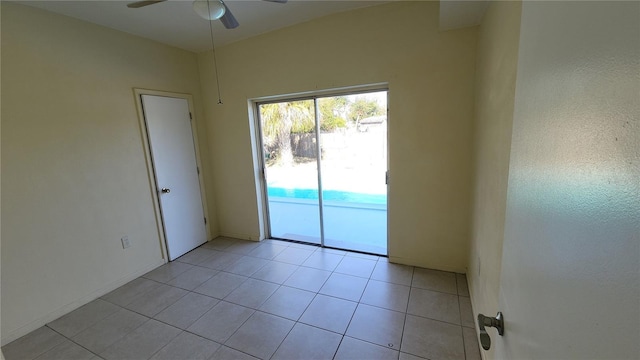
top-left (197, 166), bottom-right (200, 175)
top-left (189, 112), bottom-right (192, 120)
top-left (204, 217), bottom-right (207, 224)
top-left (386, 171), bottom-right (389, 185)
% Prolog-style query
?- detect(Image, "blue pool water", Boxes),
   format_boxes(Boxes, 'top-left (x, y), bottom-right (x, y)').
top-left (268, 187), bottom-right (386, 205)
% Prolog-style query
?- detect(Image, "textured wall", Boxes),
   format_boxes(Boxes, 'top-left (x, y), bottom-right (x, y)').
top-left (1, 3), bottom-right (215, 344)
top-left (496, 1), bottom-right (639, 358)
top-left (199, 1), bottom-right (477, 272)
top-left (467, 2), bottom-right (521, 360)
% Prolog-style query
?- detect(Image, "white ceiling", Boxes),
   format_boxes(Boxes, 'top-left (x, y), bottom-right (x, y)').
top-left (20, 0), bottom-right (488, 53)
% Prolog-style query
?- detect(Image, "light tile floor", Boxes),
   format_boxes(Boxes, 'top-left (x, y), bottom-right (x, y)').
top-left (2, 238), bottom-right (481, 360)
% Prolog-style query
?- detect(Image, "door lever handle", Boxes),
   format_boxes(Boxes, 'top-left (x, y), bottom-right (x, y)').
top-left (478, 312), bottom-right (504, 350)
top-left (161, 188), bottom-right (171, 194)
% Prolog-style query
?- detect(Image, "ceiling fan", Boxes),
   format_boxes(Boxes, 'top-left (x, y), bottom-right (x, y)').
top-left (126, 0), bottom-right (287, 29)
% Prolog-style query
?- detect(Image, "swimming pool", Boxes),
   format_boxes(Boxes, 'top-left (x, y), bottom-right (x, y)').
top-left (268, 187), bottom-right (386, 205)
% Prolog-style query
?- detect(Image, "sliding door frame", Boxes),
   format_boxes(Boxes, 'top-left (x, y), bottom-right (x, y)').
top-left (250, 84), bottom-right (389, 252)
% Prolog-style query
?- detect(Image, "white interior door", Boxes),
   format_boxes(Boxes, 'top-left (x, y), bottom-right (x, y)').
top-left (492, 2), bottom-right (639, 359)
top-left (142, 95), bottom-right (207, 261)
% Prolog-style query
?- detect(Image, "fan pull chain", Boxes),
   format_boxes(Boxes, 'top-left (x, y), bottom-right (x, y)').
top-left (206, 0), bottom-right (223, 104)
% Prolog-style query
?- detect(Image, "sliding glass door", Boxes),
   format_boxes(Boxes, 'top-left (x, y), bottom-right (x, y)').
top-left (317, 94), bottom-right (387, 254)
top-left (258, 90), bottom-right (388, 255)
top-left (259, 99), bottom-right (321, 244)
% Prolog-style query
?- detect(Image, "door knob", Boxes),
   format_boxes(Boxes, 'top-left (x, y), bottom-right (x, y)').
top-left (478, 312), bottom-right (504, 350)
top-left (161, 188), bottom-right (171, 194)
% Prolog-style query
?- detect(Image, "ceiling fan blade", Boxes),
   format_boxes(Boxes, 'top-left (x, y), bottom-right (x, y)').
top-left (220, 2), bottom-right (239, 29)
top-left (127, 0), bottom-right (167, 8)
top-left (262, 0), bottom-right (288, 3)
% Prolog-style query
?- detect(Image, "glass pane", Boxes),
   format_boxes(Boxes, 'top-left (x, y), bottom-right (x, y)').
top-left (318, 92), bottom-right (388, 254)
top-left (259, 100), bottom-right (321, 244)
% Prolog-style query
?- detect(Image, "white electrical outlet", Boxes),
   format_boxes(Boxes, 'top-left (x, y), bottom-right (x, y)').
top-left (121, 236), bottom-right (131, 249)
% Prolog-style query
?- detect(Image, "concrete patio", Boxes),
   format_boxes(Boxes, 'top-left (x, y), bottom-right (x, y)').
top-left (268, 197), bottom-right (387, 255)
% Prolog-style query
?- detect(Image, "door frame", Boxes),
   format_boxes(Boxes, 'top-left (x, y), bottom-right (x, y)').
top-left (249, 83), bottom-right (389, 250)
top-left (133, 88), bottom-right (211, 261)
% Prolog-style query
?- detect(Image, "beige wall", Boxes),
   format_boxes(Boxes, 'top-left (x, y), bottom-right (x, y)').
top-left (0, 3), bottom-right (216, 344)
top-left (466, 2), bottom-right (521, 359)
top-left (199, 1), bottom-right (477, 272)
top-left (496, 1), bottom-right (639, 358)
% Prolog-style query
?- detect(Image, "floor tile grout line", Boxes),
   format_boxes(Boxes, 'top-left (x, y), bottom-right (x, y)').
top-left (214, 342), bottom-right (259, 359)
top-left (150, 286), bottom-right (221, 333)
top-left (396, 265), bottom-right (416, 355)
top-left (340, 334), bottom-right (405, 357)
top-left (42, 325), bottom-right (103, 360)
top-left (409, 284), bottom-right (462, 297)
top-left (265, 315), bottom-right (298, 360)
top-left (454, 272), bottom-right (466, 360)
top-left (330, 334), bottom-right (347, 360)
top-left (118, 283), bottom-right (193, 320)
top-left (123, 276), bottom-right (235, 333)
top-left (100, 277), bottom-right (167, 309)
top-left (139, 323), bottom-right (183, 360)
top-left (457, 273), bottom-right (471, 360)
top-left (15, 239), bottom-right (472, 360)
top-left (86, 313), bottom-right (155, 357)
top-left (333, 268), bottom-right (370, 350)
top-left (209, 303), bottom-right (258, 355)
top-left (45, 299), bottom-right (123, 341)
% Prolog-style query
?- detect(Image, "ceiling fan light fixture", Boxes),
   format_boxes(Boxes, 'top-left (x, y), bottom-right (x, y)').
top-left (193, 0), bottom-right (226, 20)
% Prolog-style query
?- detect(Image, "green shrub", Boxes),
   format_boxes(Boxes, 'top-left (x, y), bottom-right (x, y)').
top-left (320, 116), bottom-right (346, 131)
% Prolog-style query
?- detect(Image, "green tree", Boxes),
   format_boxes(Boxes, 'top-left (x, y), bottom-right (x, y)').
top-left (348, 98), bottom-right (384, 127)
top-left (319, 96), bottom-right (348, 132)
top-left (260, 100), bottom-right (313, 165)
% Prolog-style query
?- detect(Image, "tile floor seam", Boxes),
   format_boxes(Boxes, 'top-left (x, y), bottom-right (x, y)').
top-left (139, 322), bottom-right (183, 360)
top-left (295, 304), bottom-right (355, 336)
top-left (255, 301), bottom-right (349, 339)
top-left (460, 321), bottom-right (468, 360)
top-left (215, 304), bottom-right (258, 352)
top-left (266, 319), bottom-right (298, 360)
top-left (341, 334), bottom-right (402, 357)
top-left (409, 286), bottom-right (462, 297)
top-left (352, 293), bottom-right (393, 313)
top-left (398, 280), bottom-right (413, 358)
top-left (337, 278), bottom-right (365, 345)
top-left (217, 344), bottom-right (257, 359)
top-left (405, 310), bottom-right (467, 328)
top-left (7, 239), bottom-right (476, 360)
top-left (280, 264), bottom-right (300, 285)
top-left (141, 263), bottom-right (193, 284)
top-left (295, 292), bottom-right (356, 336)
top-left (330, 335), bottom-right (346, 360)
top-left (396, 266), bottom-right (415, 356)
top-left (132, 319), bottom-right (184, 359)
top-left (121, 287), bottom-right (192, 320)
top-left (94, 316), bottom-right (153, 358)
top-left (43, 324), bottom-right (103, 360)
top-left (456, 274), bottom-right (473, 359)
top-left (101, 278), bottom-right (165, 308)
top-left (357, 277), bottom-right (371, 303)
top-left (181, 326), bottom-right (227, 347)
top-left (457, 273), bottom-right (469, 360)
top-left (213, 240), bottom-right (440, 360)
top-left (285, 285), bottom-right (317, 321)
top-left (148, 292), bottom-right (218, 332)
top-left (45, 300), bottom-right (120, 340)
top-left (399, 315), bottom-right (410, 358)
